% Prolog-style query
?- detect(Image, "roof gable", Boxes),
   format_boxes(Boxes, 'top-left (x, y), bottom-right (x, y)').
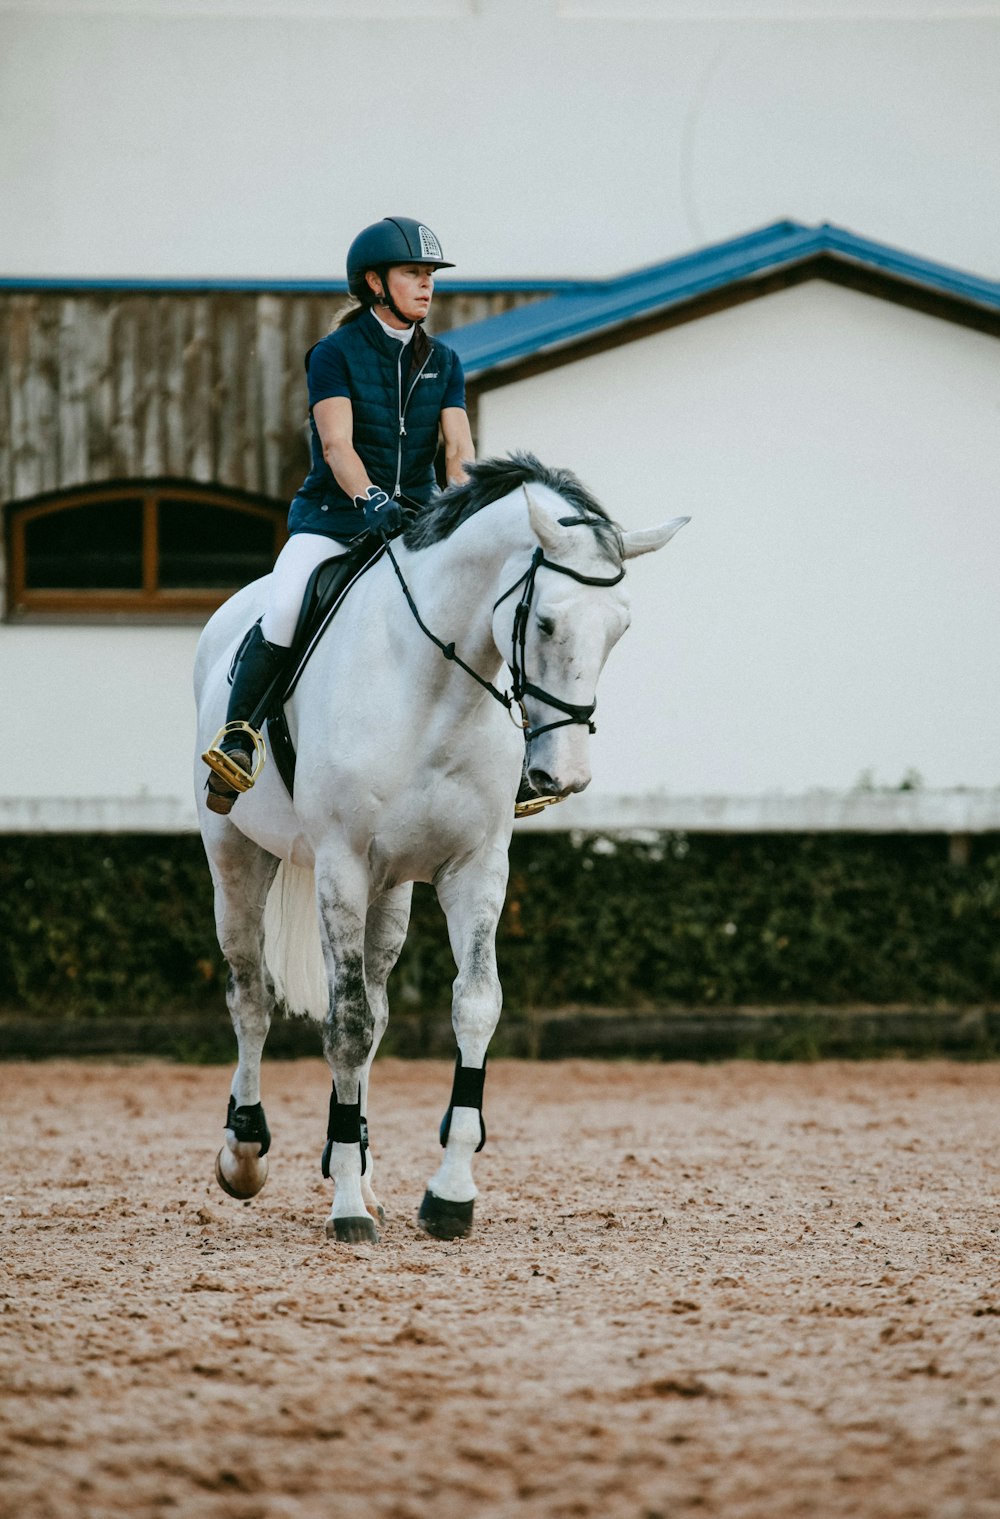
top-left (447, 221), bottom-right (1000, 386)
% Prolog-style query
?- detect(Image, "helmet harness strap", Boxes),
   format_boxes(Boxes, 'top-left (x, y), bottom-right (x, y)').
top-left (371, 266), bottom-right (416, 328)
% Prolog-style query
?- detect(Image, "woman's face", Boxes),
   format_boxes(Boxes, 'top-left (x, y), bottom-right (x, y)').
top-left (369, 263), bottom-right (435, 324)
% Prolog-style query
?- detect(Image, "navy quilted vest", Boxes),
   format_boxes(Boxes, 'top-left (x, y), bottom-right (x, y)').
top-left (288, 312), bottom-right (460, 540)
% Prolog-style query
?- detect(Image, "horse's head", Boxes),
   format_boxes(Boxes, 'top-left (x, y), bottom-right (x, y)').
top-left (493, 486), bottom-right (688, 800)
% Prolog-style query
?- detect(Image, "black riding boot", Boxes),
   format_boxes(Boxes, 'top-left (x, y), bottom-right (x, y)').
top-left (203, 624), bottom-right (289, 815)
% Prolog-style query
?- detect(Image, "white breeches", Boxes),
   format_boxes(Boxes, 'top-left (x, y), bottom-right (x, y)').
top-left (260, 533), bottom-right (349, 647)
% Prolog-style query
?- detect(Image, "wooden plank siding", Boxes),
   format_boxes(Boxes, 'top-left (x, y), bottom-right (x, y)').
top-left (0, 288), bottom-right (541, 512)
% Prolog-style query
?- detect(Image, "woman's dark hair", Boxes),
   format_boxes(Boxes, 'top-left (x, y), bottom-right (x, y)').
top-left (331, 265), bottom-right (386, 328)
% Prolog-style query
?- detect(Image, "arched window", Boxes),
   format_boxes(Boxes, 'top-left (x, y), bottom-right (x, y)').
top-left (5, 481), bottom-right (287, 618)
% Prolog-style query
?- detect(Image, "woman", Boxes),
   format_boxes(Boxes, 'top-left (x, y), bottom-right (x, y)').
top-left (204, 217), bottom-right (475, 813)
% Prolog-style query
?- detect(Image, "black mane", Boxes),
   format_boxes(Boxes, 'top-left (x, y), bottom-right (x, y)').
top-left (403, 452), bottom-right (622, 562)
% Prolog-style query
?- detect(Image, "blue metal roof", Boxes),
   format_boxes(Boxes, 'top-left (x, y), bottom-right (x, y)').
top-left (446, 221), bottom-right (1000, 380)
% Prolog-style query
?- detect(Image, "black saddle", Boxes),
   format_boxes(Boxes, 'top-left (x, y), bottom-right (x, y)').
top-left (250, 536), bottom-right (385, 799)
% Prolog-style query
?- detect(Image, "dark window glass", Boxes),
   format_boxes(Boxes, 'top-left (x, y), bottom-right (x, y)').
top-left (23, 499), bottom-right (143, 589)
top-left (158, 499), bottom-right (275, 589)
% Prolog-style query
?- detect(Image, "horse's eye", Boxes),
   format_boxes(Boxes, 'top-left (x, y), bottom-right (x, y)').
top-left (536, 616), bottom-right (555, 637)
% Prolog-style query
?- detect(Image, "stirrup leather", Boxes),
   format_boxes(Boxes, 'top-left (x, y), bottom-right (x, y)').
top-left (202, 723), bottom-right (267, 793)
top-left (514, 793), bottom-right (565, 820)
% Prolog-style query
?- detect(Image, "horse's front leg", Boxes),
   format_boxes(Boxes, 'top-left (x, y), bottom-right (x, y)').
top-left (357, 882), bottom-right (414, 1225)
top-left (316, 850), bottom-right (382, 1244)
top-left (206, 827), bottom-right (280, 1200)
top-left (420, 846), bottom-right (508, 1240)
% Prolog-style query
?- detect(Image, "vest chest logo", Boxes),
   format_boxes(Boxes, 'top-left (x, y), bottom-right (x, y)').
top-left (419, 371), bottom-right (440, 380)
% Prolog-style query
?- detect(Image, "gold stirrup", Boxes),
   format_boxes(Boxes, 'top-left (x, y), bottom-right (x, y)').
top-left (202, 722), bottom-right (267, 794)
top-left (514, 793), bottom-right (566, 820)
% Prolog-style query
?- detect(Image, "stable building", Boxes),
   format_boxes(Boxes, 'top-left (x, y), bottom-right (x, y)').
top-left (2, 224), bottom-right (999, 834)
top-left (0, 283), bottom-right (539, 831)
top-left (451, 222), bottom-right (1000, 833)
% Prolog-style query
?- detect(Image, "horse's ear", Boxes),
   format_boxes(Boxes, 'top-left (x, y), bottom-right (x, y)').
top-left (524, 487), bottom-right (564, 554)
top-left (621, 517), bottom-right (690, 559)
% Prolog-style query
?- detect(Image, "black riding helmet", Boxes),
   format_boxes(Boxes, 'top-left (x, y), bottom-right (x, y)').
top-left (346, 217), bottom-right (454, 323)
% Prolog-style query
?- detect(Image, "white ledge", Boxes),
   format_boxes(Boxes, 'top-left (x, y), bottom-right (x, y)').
top-left (1, 789), bottom-right (999, 834)
top-left (0, 796), bottom-right (200, 833)
top-left (515, 789), bottom-right (1000, 834)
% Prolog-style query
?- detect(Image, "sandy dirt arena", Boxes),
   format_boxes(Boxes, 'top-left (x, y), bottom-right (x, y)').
top-left (1, 1057), bottom-right (999, 1519)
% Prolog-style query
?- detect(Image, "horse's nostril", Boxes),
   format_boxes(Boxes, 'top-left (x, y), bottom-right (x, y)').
top-left (528, 768), bottom-right (561, 796)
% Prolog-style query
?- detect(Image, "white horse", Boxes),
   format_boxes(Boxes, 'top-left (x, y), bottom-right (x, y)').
top-left (193, 455), bottom-right (687, 1243)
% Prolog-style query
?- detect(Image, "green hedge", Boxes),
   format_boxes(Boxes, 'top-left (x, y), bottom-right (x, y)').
top-left (1, 832), bottom-right (999, 1019)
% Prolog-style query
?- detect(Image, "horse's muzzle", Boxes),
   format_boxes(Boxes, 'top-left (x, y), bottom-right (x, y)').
top-left (527, 765), bottom-right (589, 798)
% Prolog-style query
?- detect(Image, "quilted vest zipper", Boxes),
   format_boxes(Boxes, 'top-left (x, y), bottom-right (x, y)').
top-left (393, 343), bottom-right (432, 499)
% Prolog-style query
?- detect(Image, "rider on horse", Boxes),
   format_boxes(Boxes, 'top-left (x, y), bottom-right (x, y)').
top-left (203, 216), bottom-right (475, 814)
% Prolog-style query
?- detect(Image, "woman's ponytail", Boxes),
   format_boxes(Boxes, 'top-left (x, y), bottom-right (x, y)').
top-left (330, 297), bottom-right (365, 330)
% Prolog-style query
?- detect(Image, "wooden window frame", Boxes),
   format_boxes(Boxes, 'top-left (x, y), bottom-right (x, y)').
top-left (6, 481), bottom-right (288, 619)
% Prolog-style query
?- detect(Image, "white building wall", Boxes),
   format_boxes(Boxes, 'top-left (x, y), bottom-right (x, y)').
top-left (3, 283), bottom-right (998, 833)
top-left (6, 281), bottom-right (995, 835)
top-left (3, 0), bottom-right (999, 832)
top-left (478, 281), bottom-right (1000, 820)
top-left (0, 1), bottom-right (998, 281)
top-left (3, 624), bottom-right (202, 830)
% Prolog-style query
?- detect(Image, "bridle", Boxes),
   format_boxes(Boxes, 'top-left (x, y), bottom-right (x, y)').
top-left (384, 530), bottom-right (625, 742)
top-left (494, 544), bottom-right (625, 739)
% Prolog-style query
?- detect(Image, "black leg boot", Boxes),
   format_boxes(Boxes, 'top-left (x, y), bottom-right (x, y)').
top-left (202, 624), bottom-right (289, 815)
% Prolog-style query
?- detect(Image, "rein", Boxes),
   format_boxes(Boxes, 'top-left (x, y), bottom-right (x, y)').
top-left (384, 538), bottom-right (625, 742)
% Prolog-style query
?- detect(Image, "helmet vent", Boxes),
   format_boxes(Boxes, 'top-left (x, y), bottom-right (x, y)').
top-left (418, 224), bottom-right (443, 260)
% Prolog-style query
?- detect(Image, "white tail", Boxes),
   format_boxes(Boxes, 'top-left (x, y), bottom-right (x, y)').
top-left (263, 862), bottom-right (328, 1021)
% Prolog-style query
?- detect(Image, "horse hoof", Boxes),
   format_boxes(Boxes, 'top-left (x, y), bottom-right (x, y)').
top-left (366, 1202), bottom-right (387, 1225)
top-left (417, 1190), bottom-right (475, 1240)
top-left (215, 1146), bottom-right (268, 1200)
top-left (325, 1215), bottom-right (380, 1244)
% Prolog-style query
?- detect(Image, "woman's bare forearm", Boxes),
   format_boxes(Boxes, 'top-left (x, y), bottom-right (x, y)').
top-left (441, 407), bottom-right (476, 486)
top-left (444, 442), bottom-right (473, 485)
top-left (324, 439), bottom-right (376, 502)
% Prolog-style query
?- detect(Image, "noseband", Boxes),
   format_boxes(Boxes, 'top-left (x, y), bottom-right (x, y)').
top-left (384, 540), bottom-right (624, 741)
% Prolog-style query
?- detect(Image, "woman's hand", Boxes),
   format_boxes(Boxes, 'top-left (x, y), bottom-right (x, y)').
top-left (355, 486), bottom-right (404, 538)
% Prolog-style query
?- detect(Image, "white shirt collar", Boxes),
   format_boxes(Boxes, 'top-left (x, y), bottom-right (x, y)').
top-left (370, 309), bottom-right (414, 345)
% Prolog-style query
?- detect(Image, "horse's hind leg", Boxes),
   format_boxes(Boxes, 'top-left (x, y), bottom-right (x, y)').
top-left (205, 825), bottom-right (280, 1199)
top-left (358, 882), bottom-right (413, 1224)
top-left (420, 848), bottom-right (507, 1240)
top-left (315, 849), bottom-right (382, 1244)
